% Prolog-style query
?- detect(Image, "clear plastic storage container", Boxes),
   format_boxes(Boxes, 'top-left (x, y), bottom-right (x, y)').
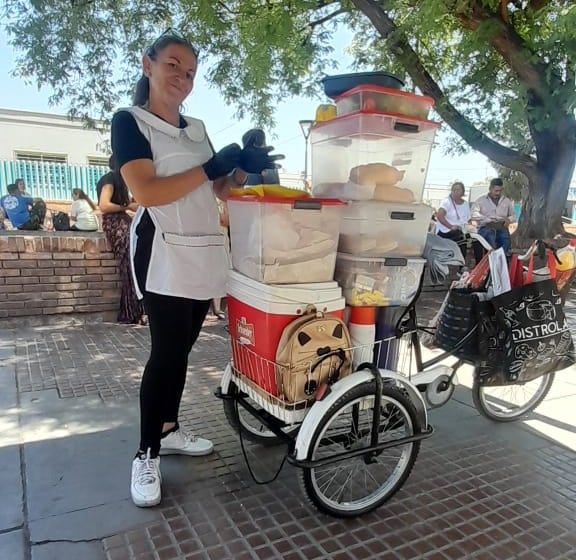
top-left (334, 254), bottom-right (426, 307)
top-left (335, 86), bottom-right (434, 120)
top-left (311, 113), bottom-right (440, 203)
top-left (339, 201), bottom-right (433, 257)
top-left (228, 196), bottom-right (345, 284)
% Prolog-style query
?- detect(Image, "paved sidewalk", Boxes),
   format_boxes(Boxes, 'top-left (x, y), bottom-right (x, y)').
top-left (1, 292), bottom-right (576, 560)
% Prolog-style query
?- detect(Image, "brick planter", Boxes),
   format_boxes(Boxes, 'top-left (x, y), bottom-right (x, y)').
top-left (0, 231), bottom-right (120, 326)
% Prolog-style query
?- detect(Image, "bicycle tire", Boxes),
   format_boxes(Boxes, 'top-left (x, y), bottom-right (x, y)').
top-left (472, 370), bottom-right (555, 422)
top-left (300, 382), bottom-right (422, 517)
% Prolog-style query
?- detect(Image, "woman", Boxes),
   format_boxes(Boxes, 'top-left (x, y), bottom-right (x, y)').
top-left (97, 157), bottom-right (145, 325)
top-left (111, 31), bottom-right (281, 507)
top-left (70, 188), bottom-right (99, 231)
top-left (435, 181), bottom-right (472, 258)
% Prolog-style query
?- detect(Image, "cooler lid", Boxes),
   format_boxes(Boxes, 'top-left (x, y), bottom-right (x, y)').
top-left (227, 270), bottom-right (342, 304)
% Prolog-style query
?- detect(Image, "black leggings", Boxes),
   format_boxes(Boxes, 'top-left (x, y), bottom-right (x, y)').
top-left (139, 291), bottom-right (211, 456)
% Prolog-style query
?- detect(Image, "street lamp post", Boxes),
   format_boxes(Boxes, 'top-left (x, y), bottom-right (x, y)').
top-left (299, 119), bottom-right (314, 184)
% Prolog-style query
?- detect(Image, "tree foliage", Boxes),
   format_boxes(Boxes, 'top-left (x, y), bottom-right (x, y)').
top-left (3, 0), bottom-right (576, 240)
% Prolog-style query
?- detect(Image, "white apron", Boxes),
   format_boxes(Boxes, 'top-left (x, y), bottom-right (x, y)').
top-left (125, 106), bottom-right (229, 300)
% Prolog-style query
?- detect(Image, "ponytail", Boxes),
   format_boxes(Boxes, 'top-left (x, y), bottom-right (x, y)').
top-left (133, 75), bottom-right (150, 106)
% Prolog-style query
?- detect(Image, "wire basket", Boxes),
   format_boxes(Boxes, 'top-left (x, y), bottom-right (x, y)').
top-left (229, 330), bottom-right (419, 424)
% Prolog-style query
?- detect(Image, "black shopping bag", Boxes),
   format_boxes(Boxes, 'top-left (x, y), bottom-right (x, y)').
top-left (434, 288), bottom-right (492, 360)
top-left (478, 279), bottom-right (574, 386)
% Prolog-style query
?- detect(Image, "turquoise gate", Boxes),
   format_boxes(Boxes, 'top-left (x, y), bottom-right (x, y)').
top-left (0, 160), bottom-right (108, 201)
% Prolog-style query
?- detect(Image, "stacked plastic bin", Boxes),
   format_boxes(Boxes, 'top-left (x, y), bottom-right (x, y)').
top-left (226, 196), bottom-right (347, 396)
top-left (310, 85), bottom-right (440, 366)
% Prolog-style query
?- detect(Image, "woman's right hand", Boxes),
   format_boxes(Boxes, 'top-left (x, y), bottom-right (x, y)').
top-left (202, 144), bottom-right (242, 180)
top-left (127, 202), bottom-right (139, 212)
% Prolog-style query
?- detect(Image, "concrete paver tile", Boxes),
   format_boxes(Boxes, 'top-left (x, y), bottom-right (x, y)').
top-left (31, 542), bottom-right (106, 560)
top-left (28, 499), bottom-right (161, 543)
top-left (0, 529), bottom-right (25, 560)
top-left (0, 445), bottom-right (24, 531)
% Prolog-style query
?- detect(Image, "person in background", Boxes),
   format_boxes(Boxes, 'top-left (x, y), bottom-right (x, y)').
top-left (472, 178), bottom-right (515, 255)
top-left (97, 157), bottom-right (146, 325)
top-left (0, 183), bottom-right (46, 230)
top-left (70, 188), bottom-right (99, 232)
top-left (435, 181), bottom-right (483, 262)
top-left (112, 30), bottom-right (281, 508)
top-left (15, 178), bottom-right (30, 196)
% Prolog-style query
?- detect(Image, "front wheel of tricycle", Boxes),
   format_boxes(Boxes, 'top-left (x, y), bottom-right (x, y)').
top-left (472, 371), bottom-right (555, 422)
top-left (300, 382), bottom-right (422, 518)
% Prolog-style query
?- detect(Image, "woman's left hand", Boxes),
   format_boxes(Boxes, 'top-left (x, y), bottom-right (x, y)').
top-left (240, 128), bottom-right (284, 174)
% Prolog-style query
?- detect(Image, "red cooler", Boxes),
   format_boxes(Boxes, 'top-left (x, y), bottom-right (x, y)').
top-left (227, 270), bottom-right (346, 396)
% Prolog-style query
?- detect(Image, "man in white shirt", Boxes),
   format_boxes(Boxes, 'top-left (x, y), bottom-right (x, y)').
top-left (471, 178), bottom-right (515, 255)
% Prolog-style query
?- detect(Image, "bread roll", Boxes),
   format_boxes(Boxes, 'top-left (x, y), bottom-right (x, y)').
top-left (349, 163), bottom-right (404, 186)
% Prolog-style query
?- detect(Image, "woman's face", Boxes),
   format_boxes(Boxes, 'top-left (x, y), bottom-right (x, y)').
top-left (451, 184), bottom-right (464, 199)
top-left (72, 192), bottom-right (79, 200)
top-left (144, 43), bottom-right (197, 107)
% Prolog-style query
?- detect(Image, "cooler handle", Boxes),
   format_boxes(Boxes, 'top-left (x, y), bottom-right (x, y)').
top-left (394, 121), bottom-right (420, 133)
top-left (293, 200), bottom-right (322, 210)
top-left (389, 211), bottom-right (415, 221)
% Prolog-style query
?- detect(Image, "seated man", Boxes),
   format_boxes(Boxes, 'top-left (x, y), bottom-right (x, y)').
top-left (471, 178), bottom-right (515, 255)
top-left (0, 183), bottom-right (46, 231)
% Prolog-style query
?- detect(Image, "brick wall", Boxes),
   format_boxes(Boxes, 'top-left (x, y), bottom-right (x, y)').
top-left (0, 232), bottom-right (120, 325)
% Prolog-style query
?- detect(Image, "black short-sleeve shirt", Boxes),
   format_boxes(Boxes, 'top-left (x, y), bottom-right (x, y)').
top-left (111, 110), bottom-right (188, 170)
top-left (96, 171), bottom-right (130, 207)
top-left (111, 111), bottom-right (154, 170)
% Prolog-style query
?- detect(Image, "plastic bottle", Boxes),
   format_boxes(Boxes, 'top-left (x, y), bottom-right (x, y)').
top-left (44, 213), bottom-right (53, 231)
top-left (348, 306), bottom-right (376, 371)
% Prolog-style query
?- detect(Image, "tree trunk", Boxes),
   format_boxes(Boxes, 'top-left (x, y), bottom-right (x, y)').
top-left (514, 144), bottom-right (576, 247)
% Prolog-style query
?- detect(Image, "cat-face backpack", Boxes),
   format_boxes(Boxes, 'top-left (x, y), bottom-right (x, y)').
top-left (275, 308), bottom-right (352, 403)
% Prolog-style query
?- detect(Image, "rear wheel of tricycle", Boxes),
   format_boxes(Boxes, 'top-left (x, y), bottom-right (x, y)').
top-left (300, 382), bottom-right (422, 517)
top-left (223, 381), bottom-right (300, 446)
top-left (472, 371), bottom-right (555, 422)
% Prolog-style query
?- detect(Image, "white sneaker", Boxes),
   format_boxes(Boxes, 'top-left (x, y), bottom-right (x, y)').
top-left (160, 429), bottom-right (214, 456)
top-left (131, 449), bottom-right (161, 507)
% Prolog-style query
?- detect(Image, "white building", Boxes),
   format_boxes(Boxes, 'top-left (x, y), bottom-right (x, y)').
top-left (0, 108), bottom-right (109, 166)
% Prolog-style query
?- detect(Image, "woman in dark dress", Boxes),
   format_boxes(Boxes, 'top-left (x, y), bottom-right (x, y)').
top-left (97, 157), bottom-right (146, 324)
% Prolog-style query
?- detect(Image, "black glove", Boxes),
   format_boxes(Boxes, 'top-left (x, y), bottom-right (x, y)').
top-left (240, 129), bottom-right (285, 174)
top-left (202, 143), bottom-right (242, 181)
